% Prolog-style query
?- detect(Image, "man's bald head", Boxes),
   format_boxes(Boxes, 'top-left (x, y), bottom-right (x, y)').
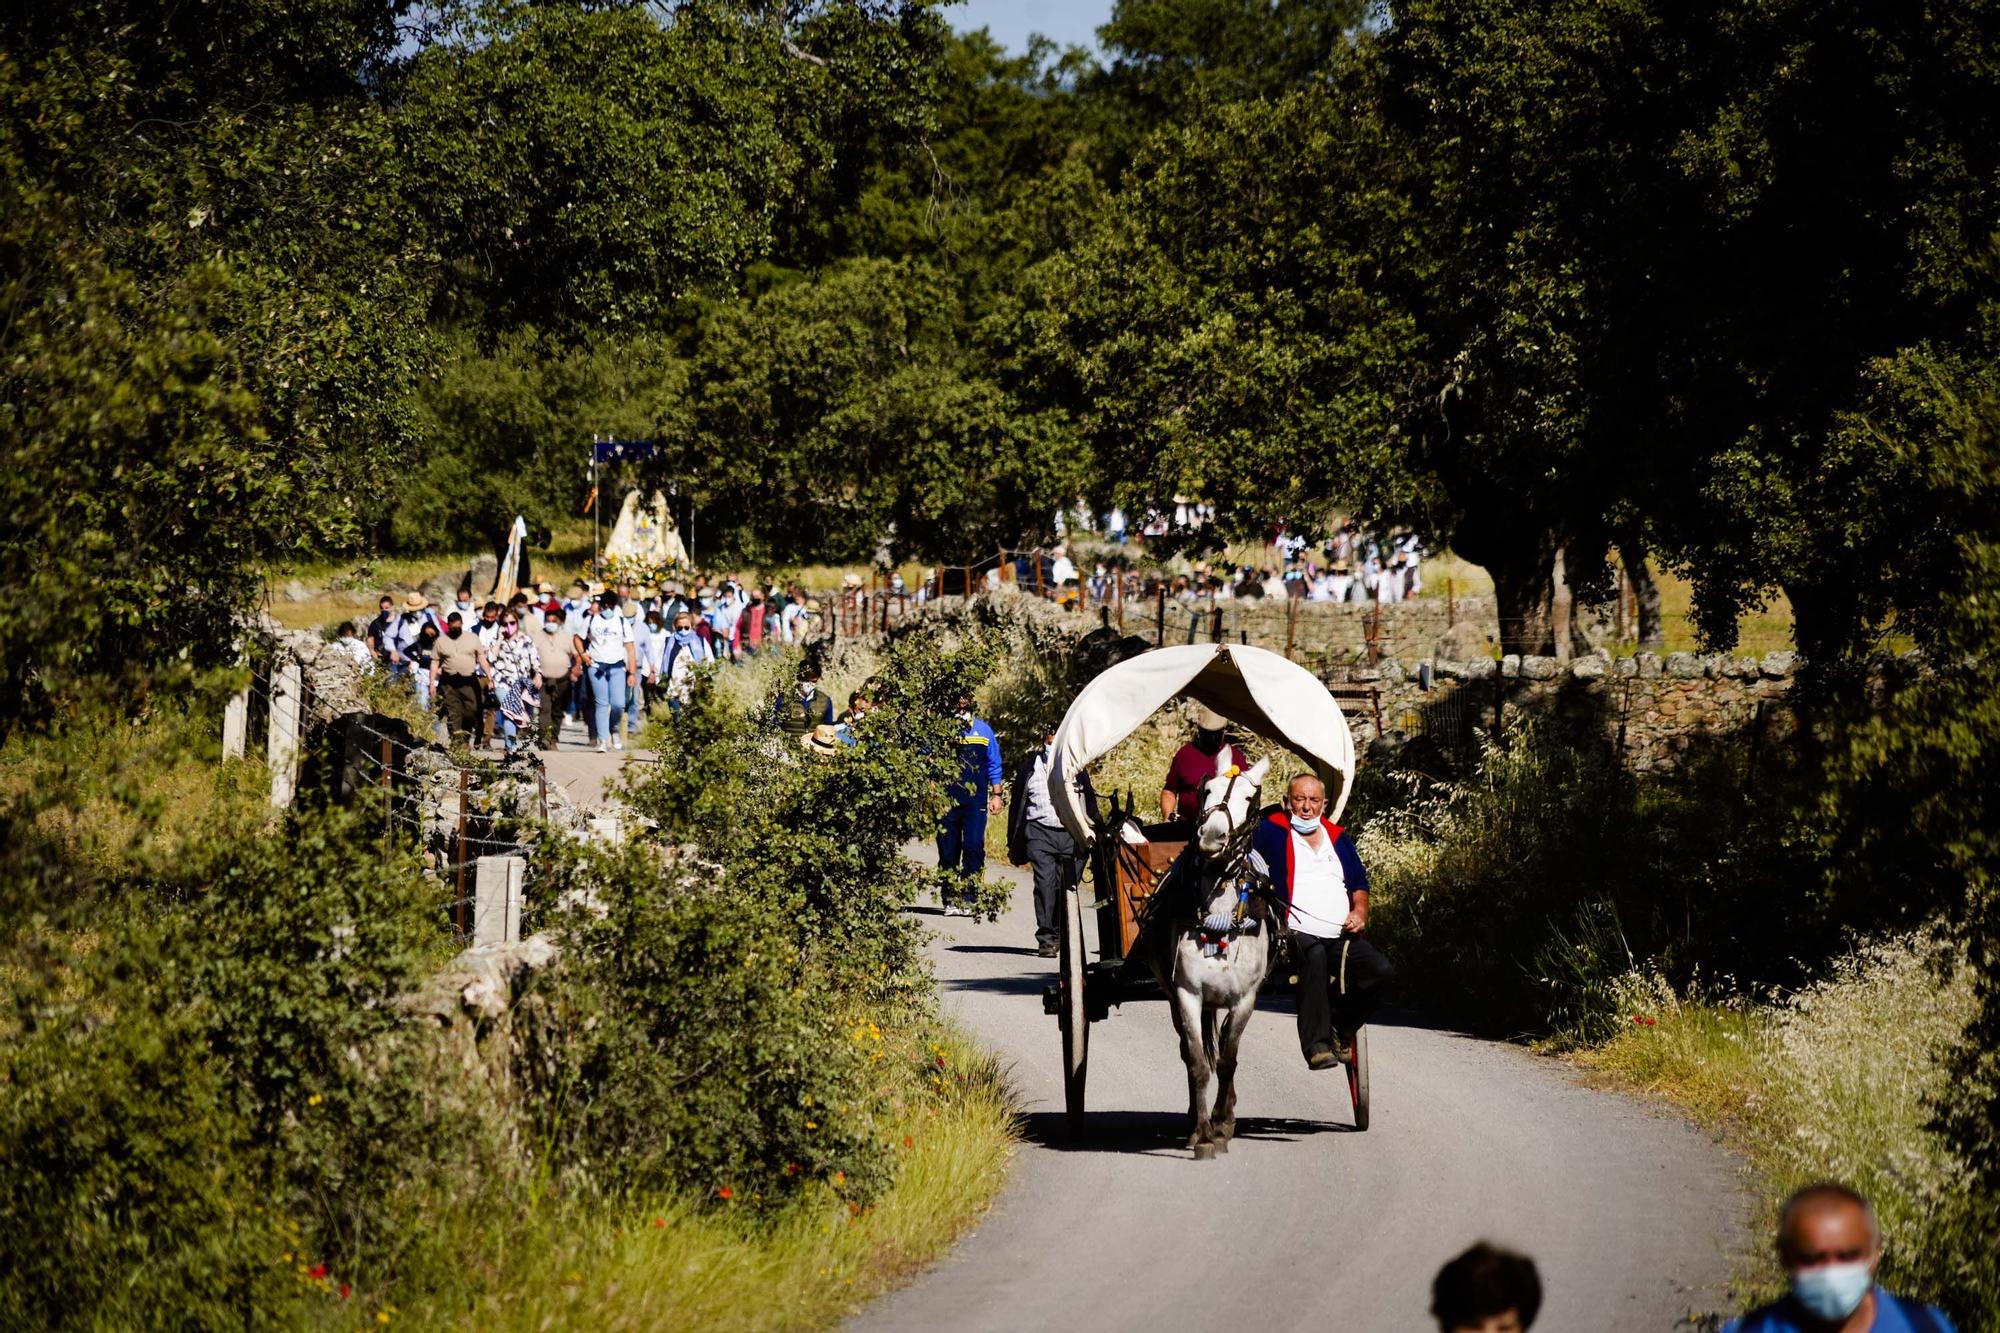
top-left (1777, 1183), bottom-right (1879, 1268)
top-left (1286, 773), bottom-right (1326, 801)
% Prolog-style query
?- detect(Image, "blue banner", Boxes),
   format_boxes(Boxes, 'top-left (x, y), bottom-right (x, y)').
top-left (592, 439), bottom-right (658, 464)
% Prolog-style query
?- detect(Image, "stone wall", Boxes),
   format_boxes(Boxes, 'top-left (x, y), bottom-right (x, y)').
top-left (1337, 649), bottom-right (1799, 772)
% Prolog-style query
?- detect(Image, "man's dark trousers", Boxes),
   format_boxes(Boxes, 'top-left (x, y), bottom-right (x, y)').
top-left (937, 798), bottom-right (988, 907)
top-left (1025, 821), bottom-right (1082, 949)
top-left (1293, 932), bottom-right (1394, 1059)
top-left (438, 674), bottom-right (482, 742)
top-left (538, 674), bottom-right (571, 746)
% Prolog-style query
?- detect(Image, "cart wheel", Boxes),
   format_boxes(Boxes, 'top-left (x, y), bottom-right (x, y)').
top-left (1345, 1026), bottom-right (1370, 1132)
top-left (1059, 882), bottom-right (1089, 1137)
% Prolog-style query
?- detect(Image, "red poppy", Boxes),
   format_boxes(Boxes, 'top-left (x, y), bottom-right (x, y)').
top-left (308, 1264), bottom-right (328, 1280)
top-left (652, 1217), bottom-right (666, 1228)
top-left (716, 1186), bottom-right (733, 1200)
top-left (901, 1136), bottom-right (913, 1148)
top-left (339, 1283), bottom-right (351, 1301)
top-left (784, 1162), bottom-right (799, 1176)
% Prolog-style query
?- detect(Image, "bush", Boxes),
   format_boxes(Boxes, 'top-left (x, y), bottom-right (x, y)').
top-left (0, 701), bottom-right (486, 1327)
top-left (1359, 720), bottom-right (1845, 1041)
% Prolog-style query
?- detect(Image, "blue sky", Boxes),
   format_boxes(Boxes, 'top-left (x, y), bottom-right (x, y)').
top-left (943, 0), bottom-right (1117, 57)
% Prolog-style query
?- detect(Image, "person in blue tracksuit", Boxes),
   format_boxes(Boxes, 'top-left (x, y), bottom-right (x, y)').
top-left (937, 692), bottom-right (1003, 917)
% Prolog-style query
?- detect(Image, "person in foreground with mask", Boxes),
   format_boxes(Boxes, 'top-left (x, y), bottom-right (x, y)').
top-left (1247, 772), bottom-right (1394, 1070)
top-left (1724, 1184), bottom-right (1953, 1333)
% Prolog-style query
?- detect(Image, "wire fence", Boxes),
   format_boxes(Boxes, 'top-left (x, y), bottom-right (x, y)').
top-left (234, 635), bottom-right (563, 942)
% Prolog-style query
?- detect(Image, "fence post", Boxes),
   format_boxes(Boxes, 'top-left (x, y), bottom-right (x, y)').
top-left (380, 737), bottom-right (394, 851)
top-left (267, 659), bottom-right (303, 809)
top-left (223, 686), bottom-right (249, 760)
top-left (1210, 604), bottom-right (1223, 644)
top-left (1446, 578), bottom-right (1456, 629)
top-left (1156, 586), bottom-right (1166, 647)
top-left (1285, 593), bottom-right (1298, 660)
top-left (473, 855), bottom-right (525, 946)
top-left (1367, 600), bottom-right (1382, 665)
top-left (455, 768), bottom-right (470, 939)
top-left (1116, 573), bottom-right (1125, 632)
top-left (538, 769), bottom-right (548, 825)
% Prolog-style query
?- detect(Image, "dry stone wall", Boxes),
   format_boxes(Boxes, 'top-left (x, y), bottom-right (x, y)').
top-left (1343, 649), bottom-right (1799, 771)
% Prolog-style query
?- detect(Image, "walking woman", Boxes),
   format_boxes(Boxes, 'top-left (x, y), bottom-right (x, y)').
top-left (488, 609), bottom-right (540, 756)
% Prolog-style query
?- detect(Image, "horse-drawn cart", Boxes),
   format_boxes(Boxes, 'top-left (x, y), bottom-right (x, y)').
top-left (1041, 642), bottom-right (1370, 1144)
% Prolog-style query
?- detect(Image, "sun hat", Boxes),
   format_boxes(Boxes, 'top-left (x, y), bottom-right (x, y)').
top-left (403, 591), bottom-right (427, 611)
top-left (1193, 704), bottom-right (1228, 732)
top-left (805, 723), bottom-right (842, 756)
top-left (804, 598), bottom-right (821, 613)
top-left (536, 581), bottom-right (553, 594)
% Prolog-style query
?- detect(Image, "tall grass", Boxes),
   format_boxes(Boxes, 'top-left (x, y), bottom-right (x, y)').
top-left (1583, 939), bottom-right (1993, 1327)
top-left (395, 1027), bottom-right (1014, 1333)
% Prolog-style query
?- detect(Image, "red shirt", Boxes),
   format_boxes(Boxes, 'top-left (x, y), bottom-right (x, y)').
top-left (1164, 741), bottom-right (1250, 821)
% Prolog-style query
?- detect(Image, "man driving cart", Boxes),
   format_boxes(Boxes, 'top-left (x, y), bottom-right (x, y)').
top-left (1249, 773), bottom-right (1395, 1071)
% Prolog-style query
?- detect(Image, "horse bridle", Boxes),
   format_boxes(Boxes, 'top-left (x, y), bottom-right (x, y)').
top-left (1197, 768), bottom-right (1263, 876)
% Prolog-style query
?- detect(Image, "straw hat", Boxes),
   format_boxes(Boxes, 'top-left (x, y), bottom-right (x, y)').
top-left (804, 598), bottom-right (821, 613)
top-left (1193, 704), bottom-right (1228, 732)
top-left (804, 723), bottom-right (842, 756)
top-left (403, 591), bottom-right (427, 611)
top-left (535, 581), bottom-right (553, 595)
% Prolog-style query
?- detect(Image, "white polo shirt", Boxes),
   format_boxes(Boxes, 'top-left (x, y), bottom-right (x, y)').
top-left (1286, 830), bottom-right (1350, 937)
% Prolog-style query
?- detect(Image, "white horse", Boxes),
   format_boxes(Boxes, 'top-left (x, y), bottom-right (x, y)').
top-left (1141, 751), bottom-right (1273, 1159)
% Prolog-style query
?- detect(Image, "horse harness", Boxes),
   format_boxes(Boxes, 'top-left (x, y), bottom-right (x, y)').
top-left (1191, 768), bottom-right (1270, 959)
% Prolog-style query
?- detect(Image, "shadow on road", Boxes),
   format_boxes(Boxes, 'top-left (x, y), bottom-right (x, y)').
top-left (938, 973), bottom-right (1051, 998)
top-left (1017, 1109), bottom-right (1354, 1156)
top-left (947, 944), bottom-right (1044, 958)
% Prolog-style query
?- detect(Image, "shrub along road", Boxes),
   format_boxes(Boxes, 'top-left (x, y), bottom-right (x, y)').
top-left (855, 854), bottom-right (1748, 1333)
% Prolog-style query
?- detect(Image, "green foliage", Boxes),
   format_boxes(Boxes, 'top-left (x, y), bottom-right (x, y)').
top-left (403, 326), bottom-right (689, 554)
top-left (0, 703), bottom-right (473, 1327)
top-left (1359, 720), bottom-right (1841, 1043)
top-left (1816, 389), bottom-right (2000, 1226)
top-left (513, 619), bottom-right (1010, 1210)
top-left (671, 259), bottom-right (1088, 562)
top-left (1025, 79), bottom-right (1426, 526)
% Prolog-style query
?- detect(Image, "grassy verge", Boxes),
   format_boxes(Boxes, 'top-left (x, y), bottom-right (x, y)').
top-left (1574, 939), bottom-right (1993, 1322)
top-left (398, 1025), bottom-right (1014, 1333)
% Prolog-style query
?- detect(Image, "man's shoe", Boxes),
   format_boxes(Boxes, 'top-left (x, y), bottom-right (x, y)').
top-left (1036, 942), bottom-right (1060, 958)
top-left (1333, 1032), bottom-right (1355, 1065)
top-left (595, 741), bottom-right (607, 754)
top-left (1306, 1046), bottom-right (1339, 1072)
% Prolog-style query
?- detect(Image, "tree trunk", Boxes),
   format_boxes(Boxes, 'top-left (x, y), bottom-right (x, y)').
top-left (1482, 535), bottom-right (1559, 657)
top-left (1619, 541), bottom-right (1665, 650)
top-left (1550, 546), bottom-right (1573, 662)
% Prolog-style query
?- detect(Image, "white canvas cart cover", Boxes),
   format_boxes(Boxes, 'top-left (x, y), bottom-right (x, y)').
top-left (1048, 643), bottom-right (1357, 846)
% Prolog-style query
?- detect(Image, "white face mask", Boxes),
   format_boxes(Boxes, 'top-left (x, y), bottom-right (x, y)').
top-left (1791, 1262), bottom-right (1873, 1322)
top-left (1289, 813), bottom-right (1321, 836)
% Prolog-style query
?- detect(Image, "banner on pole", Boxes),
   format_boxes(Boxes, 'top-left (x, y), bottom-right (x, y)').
top-left (592, 439), bottom-right (658, 464)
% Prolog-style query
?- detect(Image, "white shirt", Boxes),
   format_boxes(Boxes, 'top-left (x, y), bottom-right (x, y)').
top-left (1286, 829), bottom-right (1350, 936)
top-left (583, 611), bottom-right (630, 663)
top-left (1024, 747), bottom-right (1062, 828)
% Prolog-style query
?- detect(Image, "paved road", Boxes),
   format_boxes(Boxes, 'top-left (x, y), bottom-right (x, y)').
top-left (537, 713), bottom-right (651, 813)
top-left (855, 856), bottom-right (1747, 1333)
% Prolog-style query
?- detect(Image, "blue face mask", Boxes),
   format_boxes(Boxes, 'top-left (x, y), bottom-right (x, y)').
top-left (1289, 814), bottom-right (1320, 836)
top-left (1791, 1262), bottom-right (1872, 1322)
